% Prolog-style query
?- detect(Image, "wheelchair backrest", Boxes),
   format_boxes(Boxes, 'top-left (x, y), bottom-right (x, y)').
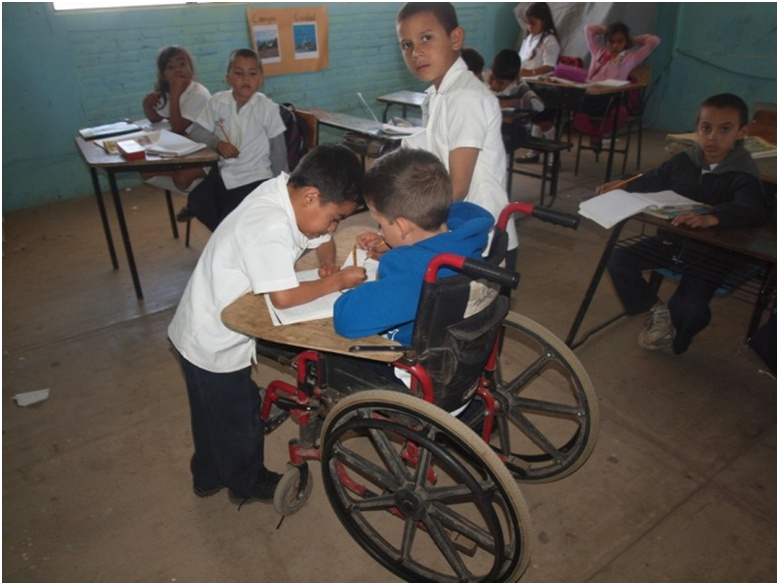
top-left (411, 272), bottom-right (509, 413)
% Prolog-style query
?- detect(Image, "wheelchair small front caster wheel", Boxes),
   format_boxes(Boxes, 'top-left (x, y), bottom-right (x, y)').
top-left (273, 463), bottom-right (313, 516)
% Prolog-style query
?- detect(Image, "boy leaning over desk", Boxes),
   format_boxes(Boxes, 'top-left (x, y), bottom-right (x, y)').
top-left (602, 93), bottom-right (769, 355)
top-left (168, 144), bottom-right (365, 506)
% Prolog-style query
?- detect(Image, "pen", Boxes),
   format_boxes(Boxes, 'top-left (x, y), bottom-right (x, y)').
top-left (352, 243), bottom-right (358, 268)
top-left (604, 173), bottom-right (643, 193)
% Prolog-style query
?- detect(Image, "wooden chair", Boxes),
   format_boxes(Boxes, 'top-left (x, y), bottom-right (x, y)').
top-left (294, 109), bottom-right (319, 149)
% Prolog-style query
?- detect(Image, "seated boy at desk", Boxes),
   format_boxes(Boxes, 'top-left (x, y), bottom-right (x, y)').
top-left (182, 48), bottom-right (288, 231)
top-left (483, 49), bottom-right (545, 151)
top-left (604, 93), bottom-right (768, 355)
top-left (333, 148), bottom-right (493, 352)
top-left (168, 144), bottom-right (365, 505)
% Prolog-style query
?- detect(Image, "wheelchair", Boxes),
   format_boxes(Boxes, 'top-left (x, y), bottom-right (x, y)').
top-left (253, 203), bottom-right (599, 582)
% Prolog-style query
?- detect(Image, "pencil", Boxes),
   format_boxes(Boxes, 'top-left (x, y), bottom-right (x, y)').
top-left (604, 173), bottom-right (643, 193)
top-left (217, 119), bottom-right (233, 145)
top-left (352, 243), bottom-right (357, 267)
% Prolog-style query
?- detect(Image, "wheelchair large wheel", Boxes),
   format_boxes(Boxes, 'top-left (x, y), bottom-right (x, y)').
top-left (491, 311), bottom-right (599, 482)
top-left (320, 390), bottom-right (531, 583)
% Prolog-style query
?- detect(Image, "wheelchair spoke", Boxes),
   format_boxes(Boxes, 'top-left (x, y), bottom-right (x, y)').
top-left (499, 351), bottom-right (552, 394)
top-left (423, 513), bottom-right (473, 580)
top-left (428, 497), bottom-right (498, 553)
top-left (332, 442), bottom-right (400, 493)
top-left (512, 395), bottom-right (586, 419)
top-left (367, 426), bottom-right (411, 483)
top-left (506, 404), bottom-right (565, 462)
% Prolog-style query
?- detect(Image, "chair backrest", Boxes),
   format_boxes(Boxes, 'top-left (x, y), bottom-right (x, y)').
top-left (295, 109), bottom-right (320, 150)
top-left (628, 63), bottom-right (652, 86)
top-left (410, 263), bottom-right (510, 412)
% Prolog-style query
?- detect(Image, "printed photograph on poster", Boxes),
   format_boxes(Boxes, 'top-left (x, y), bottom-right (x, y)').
top-left (293, 22), bottom-right (319, 60)
top-left (254, 24), bottom-right (281, 63)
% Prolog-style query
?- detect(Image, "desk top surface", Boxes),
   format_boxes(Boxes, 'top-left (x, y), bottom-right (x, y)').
top-left (635, 213), bottom-right (776, 263)
top-left (75, 135), bottom-right (219, 169)
top-left (376, 90), bottom-right (427, 107)
top-left (307, 107), bottom-right (384, 136)
top-left (221, 294), bottom-right (404, 363)
top-left (528, 76), bottom-right (642, 96)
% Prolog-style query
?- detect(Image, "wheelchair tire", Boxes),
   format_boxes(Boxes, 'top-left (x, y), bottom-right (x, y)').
top-left (491, 311), bottom-right (599, 482)
top-left (274, 464), bottom-right (313, 516)
top-left (320, 389), bottom-right (532, 583)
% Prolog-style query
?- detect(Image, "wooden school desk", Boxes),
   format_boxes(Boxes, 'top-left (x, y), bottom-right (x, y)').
top-left (565, 213), bottom-right (777, 349)
top-left (221, 224), bottom-right (404, 364)
top-left (527, 77), bottom-right (644, 183)
top-left (74, 136), bottom-right (218, 299)
top-left (222, 293), bottom-right (404, 364)
top-left (376, 90), bottom-right (426, 122)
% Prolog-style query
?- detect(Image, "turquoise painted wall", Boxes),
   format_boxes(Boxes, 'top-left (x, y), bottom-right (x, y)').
top-left (1, 2), bottom-right (518, 212)
top-left (2, 2), bottom-right (777, 212)
top-left (645, 2), bottom-right (777, 132)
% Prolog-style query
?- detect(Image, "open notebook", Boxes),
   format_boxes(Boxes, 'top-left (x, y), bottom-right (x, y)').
top-left (264, 248), bottom-right (379, 325)
top-left (579, 189), bottom-right (706, 229)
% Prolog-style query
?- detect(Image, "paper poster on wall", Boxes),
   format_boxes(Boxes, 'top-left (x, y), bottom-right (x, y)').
top-left (247, 6), bottom-right (328, 75)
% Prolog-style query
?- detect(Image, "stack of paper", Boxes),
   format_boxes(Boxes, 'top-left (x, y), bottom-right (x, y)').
top-left (145, 129), bottom-right (206, 157)
top-left (579, 189), bottom-right (704, 229)
top-left (79, 121), bottom-right (141, 140)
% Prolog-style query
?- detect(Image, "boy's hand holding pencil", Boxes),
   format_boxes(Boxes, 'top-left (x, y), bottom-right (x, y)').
top-left (216, 118), bottom-right (240, 159)
top-left (595, 173), bottom-right (643, 194)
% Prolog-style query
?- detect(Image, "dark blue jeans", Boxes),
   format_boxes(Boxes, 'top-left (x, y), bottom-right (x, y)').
top-left (607, 233), bottom-right (740, 352)
top-left (173, 347), bottom-right (264, 496)
top-left (187, 170), bottom-right (263, 232)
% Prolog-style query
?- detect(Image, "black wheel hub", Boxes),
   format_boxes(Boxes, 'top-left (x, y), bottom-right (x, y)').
top-left (394, 487), bottom-right (427, 521)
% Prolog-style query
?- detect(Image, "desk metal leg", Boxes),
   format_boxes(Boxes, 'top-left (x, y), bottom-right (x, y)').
top-left (164, 189), bottom-right (180, 239)
top-left (108, 171), bottom-right (144, 299)
top-left (604, 92), bottom-right (623, 183)
top-left (90, 167), bottom-right (118, 269)
top-left (566, 221), bottom-right (627, 348)
top-left (747, 264), bottom-right (776, 341)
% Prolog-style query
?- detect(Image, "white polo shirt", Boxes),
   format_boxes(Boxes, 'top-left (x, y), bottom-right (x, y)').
top-left (168, 173), bottom-right (330, 372)
top-left (195, 90), bottom-right (286, 190)
top-left (154, 81), bottom-right (211, 133)
top-left (404, 58), bottom-right (517, 251)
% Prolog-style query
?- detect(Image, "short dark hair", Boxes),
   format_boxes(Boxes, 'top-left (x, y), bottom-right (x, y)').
top-left (491, 49), bottom-right (521, 81)
top-left (289, 144), bottom-right (364, 206)
top-left (227, 48), bottom-right (263, 73)
top-left (461, 47), bottom-right (485, 75)
top-left (364, 149), bottom-right (451, 231)
top-left (397, 2), bottom-right (459, 34)
top-left (700, 93), bottom-right (750, 127)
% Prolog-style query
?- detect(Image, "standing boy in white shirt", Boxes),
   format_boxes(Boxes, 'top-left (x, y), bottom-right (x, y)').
top-left (396, 2), bottom-right (518, 269)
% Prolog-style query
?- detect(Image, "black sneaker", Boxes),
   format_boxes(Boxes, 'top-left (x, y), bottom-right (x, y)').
top-left (176, 206), bottom-right (194, 223)
top-left (193, 483), bottom-right (223, 498)
top-left (228, 467), bottom-right (283, 506)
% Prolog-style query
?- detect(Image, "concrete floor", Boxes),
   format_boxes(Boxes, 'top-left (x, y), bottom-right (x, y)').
top-left (3, 130), bottom-right (776, 582)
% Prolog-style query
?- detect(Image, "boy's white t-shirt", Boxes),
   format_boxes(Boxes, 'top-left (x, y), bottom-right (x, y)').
top-left (154, 81), bottom-right (211, 133)
top-left (195, 90), bottom-right (286, 190)
top-left (404, 57), bottom-right (518, 251)
top-left (168, 173), bottom-right (330, 372)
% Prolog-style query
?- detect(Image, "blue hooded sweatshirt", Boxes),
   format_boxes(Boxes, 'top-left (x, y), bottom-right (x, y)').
top-left (333, 201), bottom-right (493, 345)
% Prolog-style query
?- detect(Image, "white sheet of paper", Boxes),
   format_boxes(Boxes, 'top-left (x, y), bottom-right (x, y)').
top-left (265, 248), bottom-right (379, 326)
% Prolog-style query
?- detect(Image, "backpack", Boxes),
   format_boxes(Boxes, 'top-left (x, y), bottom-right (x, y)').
top-left (279, 103), bottom-right (308, 171)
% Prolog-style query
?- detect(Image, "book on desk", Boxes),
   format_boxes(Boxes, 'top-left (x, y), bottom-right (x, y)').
top-left (578, 189), bottom-right (709, 229)
top-left (79, 120), bottom-right (142, 140)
